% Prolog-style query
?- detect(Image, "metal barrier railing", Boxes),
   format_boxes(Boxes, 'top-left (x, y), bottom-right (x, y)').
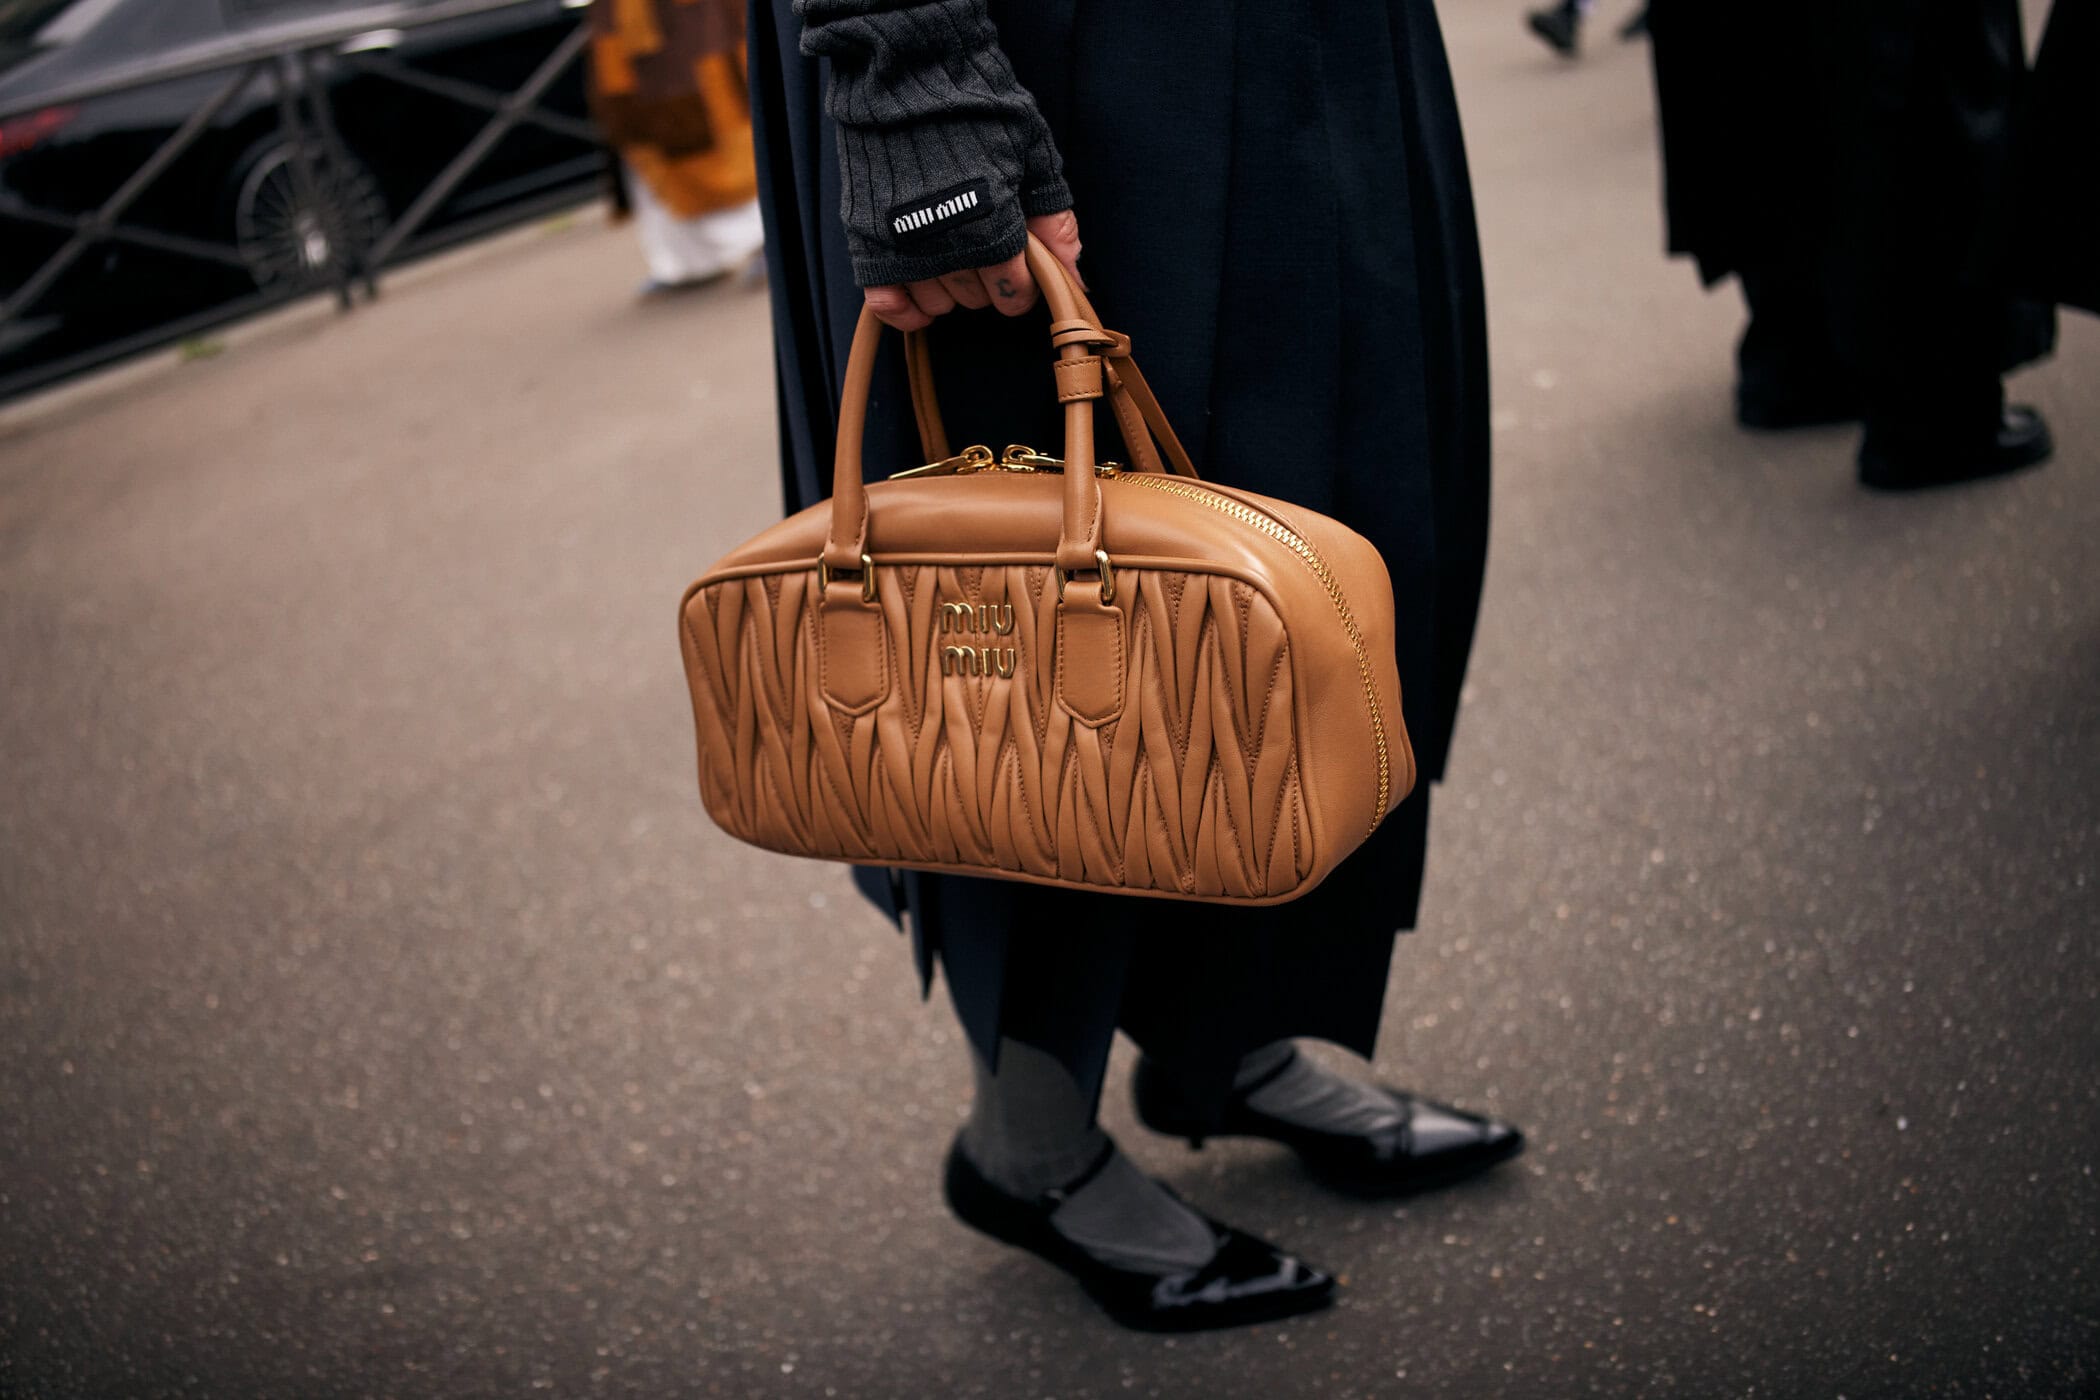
top-left (0, 0), bottom-right (597, 402)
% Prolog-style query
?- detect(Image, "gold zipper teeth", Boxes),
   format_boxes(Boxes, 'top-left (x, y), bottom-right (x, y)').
top-left (1112, 473), bottom-right (1391, 837)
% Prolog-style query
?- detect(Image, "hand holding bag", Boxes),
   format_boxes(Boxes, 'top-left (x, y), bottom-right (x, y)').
top-left (679, 235), bottom-right (1415, 903)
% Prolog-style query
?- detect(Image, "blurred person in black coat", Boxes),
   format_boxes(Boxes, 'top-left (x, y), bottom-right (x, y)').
top-left (2017, 0), bottom-right (2099, 316)
top-left (1649, 0), bottom-right (2061, 490)
top-left (743, 0), bottom-right (1520, 1331)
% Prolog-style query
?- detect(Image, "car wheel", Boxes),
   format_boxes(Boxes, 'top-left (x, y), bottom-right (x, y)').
top-left (231, 140), bottom-right (389, 291)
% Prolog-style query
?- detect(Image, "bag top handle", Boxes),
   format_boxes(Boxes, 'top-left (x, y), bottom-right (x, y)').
top-left (823, 234), bottom-right (1187, 583)
top-left (899, 269), bottom-right (1198, 483)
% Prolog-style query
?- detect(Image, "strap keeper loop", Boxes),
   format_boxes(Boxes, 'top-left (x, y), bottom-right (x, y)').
top-left (1053, 356), bottom-right (1105, 402)
top-left (1049, 318), bottom-right (1120, 350)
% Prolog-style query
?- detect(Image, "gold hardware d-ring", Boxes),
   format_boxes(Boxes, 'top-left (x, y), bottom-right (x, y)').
top-left (1055, 549), bottom-right (1116, 605)
top-left (817, 552), bottom-right (877, 603)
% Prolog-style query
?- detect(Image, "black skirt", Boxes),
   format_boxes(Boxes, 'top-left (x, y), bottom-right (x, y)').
top-left (746, 0), bottom-right (1490, 1112)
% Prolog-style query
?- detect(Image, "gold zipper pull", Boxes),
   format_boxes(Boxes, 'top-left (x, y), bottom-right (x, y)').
top-left (889, 444), bottom-right (995, 479)
top-left (1000, 444), bottom-right (1059, 471)
top-left (1000, 445), bottom-right (1122, 476)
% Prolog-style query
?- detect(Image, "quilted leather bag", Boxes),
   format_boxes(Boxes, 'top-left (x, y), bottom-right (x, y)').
top-left (679, 235), bottom-right (1415, 904)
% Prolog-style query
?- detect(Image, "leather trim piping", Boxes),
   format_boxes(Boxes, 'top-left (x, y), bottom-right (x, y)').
top-left (708, 844), bottom-right (1324, 906)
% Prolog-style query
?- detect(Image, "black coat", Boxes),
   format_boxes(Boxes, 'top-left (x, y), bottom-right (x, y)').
top-left (1648, 0), bottom-right (2055, 379)
top-left (2017, 0), bottom-right (2100, 315)
top-left (747, 0), bottom-right (1490, 1106)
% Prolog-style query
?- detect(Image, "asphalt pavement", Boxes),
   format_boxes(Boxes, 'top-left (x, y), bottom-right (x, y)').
top-left (3, 3), bottom-right (2096, 1396)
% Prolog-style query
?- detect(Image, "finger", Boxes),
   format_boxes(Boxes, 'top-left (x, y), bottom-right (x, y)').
top-left (980, 253), bottom-right (1037, 317)
top-left (940, 269), bottom-right (990, 311)
top-left (1028, 209), bottom-right (1085, 290)
top-left (906, 278), bottom-right (957, 319)
top-left (864, 285), bottom-right (932, 332)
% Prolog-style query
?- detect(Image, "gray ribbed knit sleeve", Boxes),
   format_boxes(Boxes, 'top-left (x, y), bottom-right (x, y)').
top-left (795, 0), bottom-right (1071, 287)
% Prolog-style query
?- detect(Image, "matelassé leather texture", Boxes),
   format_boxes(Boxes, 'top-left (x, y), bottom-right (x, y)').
top-left (679, 236), bottom-right (1415, 904)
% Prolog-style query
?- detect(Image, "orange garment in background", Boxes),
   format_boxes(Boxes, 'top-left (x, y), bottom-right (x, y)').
top-left (587, 0), bottom-right (757, 219)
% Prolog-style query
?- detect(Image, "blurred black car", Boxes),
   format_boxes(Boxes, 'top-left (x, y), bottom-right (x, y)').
top-left (0, 0), bottom-right (598, 396)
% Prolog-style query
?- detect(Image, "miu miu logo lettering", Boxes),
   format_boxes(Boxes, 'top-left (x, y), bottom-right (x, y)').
top-left (885, 179), bottom-right (992, 246)
top-left (939, 598), bottom-right (1016, 678)
top-left (895, 188), bottom-right (977, 235)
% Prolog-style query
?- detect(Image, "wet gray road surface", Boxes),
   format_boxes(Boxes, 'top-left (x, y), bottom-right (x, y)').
top-left (3, 3), bottom-right (2096, 1396)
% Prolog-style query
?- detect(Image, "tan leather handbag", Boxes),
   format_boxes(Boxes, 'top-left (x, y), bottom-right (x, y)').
top-left (679, 235), bottom-right (1415, 904)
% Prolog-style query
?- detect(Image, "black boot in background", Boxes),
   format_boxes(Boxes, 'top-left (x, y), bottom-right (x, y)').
top-left (1527, 0), bottom-right (1582, 56)
top-left (1859, 405), bottom-right (2054, 491)
top-left (1733, 263), bottom-right (1865, 430)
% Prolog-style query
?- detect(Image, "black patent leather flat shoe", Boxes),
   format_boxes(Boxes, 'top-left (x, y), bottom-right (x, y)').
top-left (941, 1136), bottom-right (1336, 1333)
top-left (1859, 404), bottom-right (2054, 491)
top-left (1132, 1052), bottom-right (1525, 1197)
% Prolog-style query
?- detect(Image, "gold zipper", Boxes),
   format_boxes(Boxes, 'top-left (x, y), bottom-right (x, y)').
top-left (886, 444), bottom-right (1121, 479)
top-left (1111, 472), bottom-right (1393, 836)
top-left (997, 445), bottom-right (1122, 476)
top-left (887, 444), bottom-right (996, 479)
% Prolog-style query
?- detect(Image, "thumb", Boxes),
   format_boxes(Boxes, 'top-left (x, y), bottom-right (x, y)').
top-left (1026, 209), bottom-right (1084, 291)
